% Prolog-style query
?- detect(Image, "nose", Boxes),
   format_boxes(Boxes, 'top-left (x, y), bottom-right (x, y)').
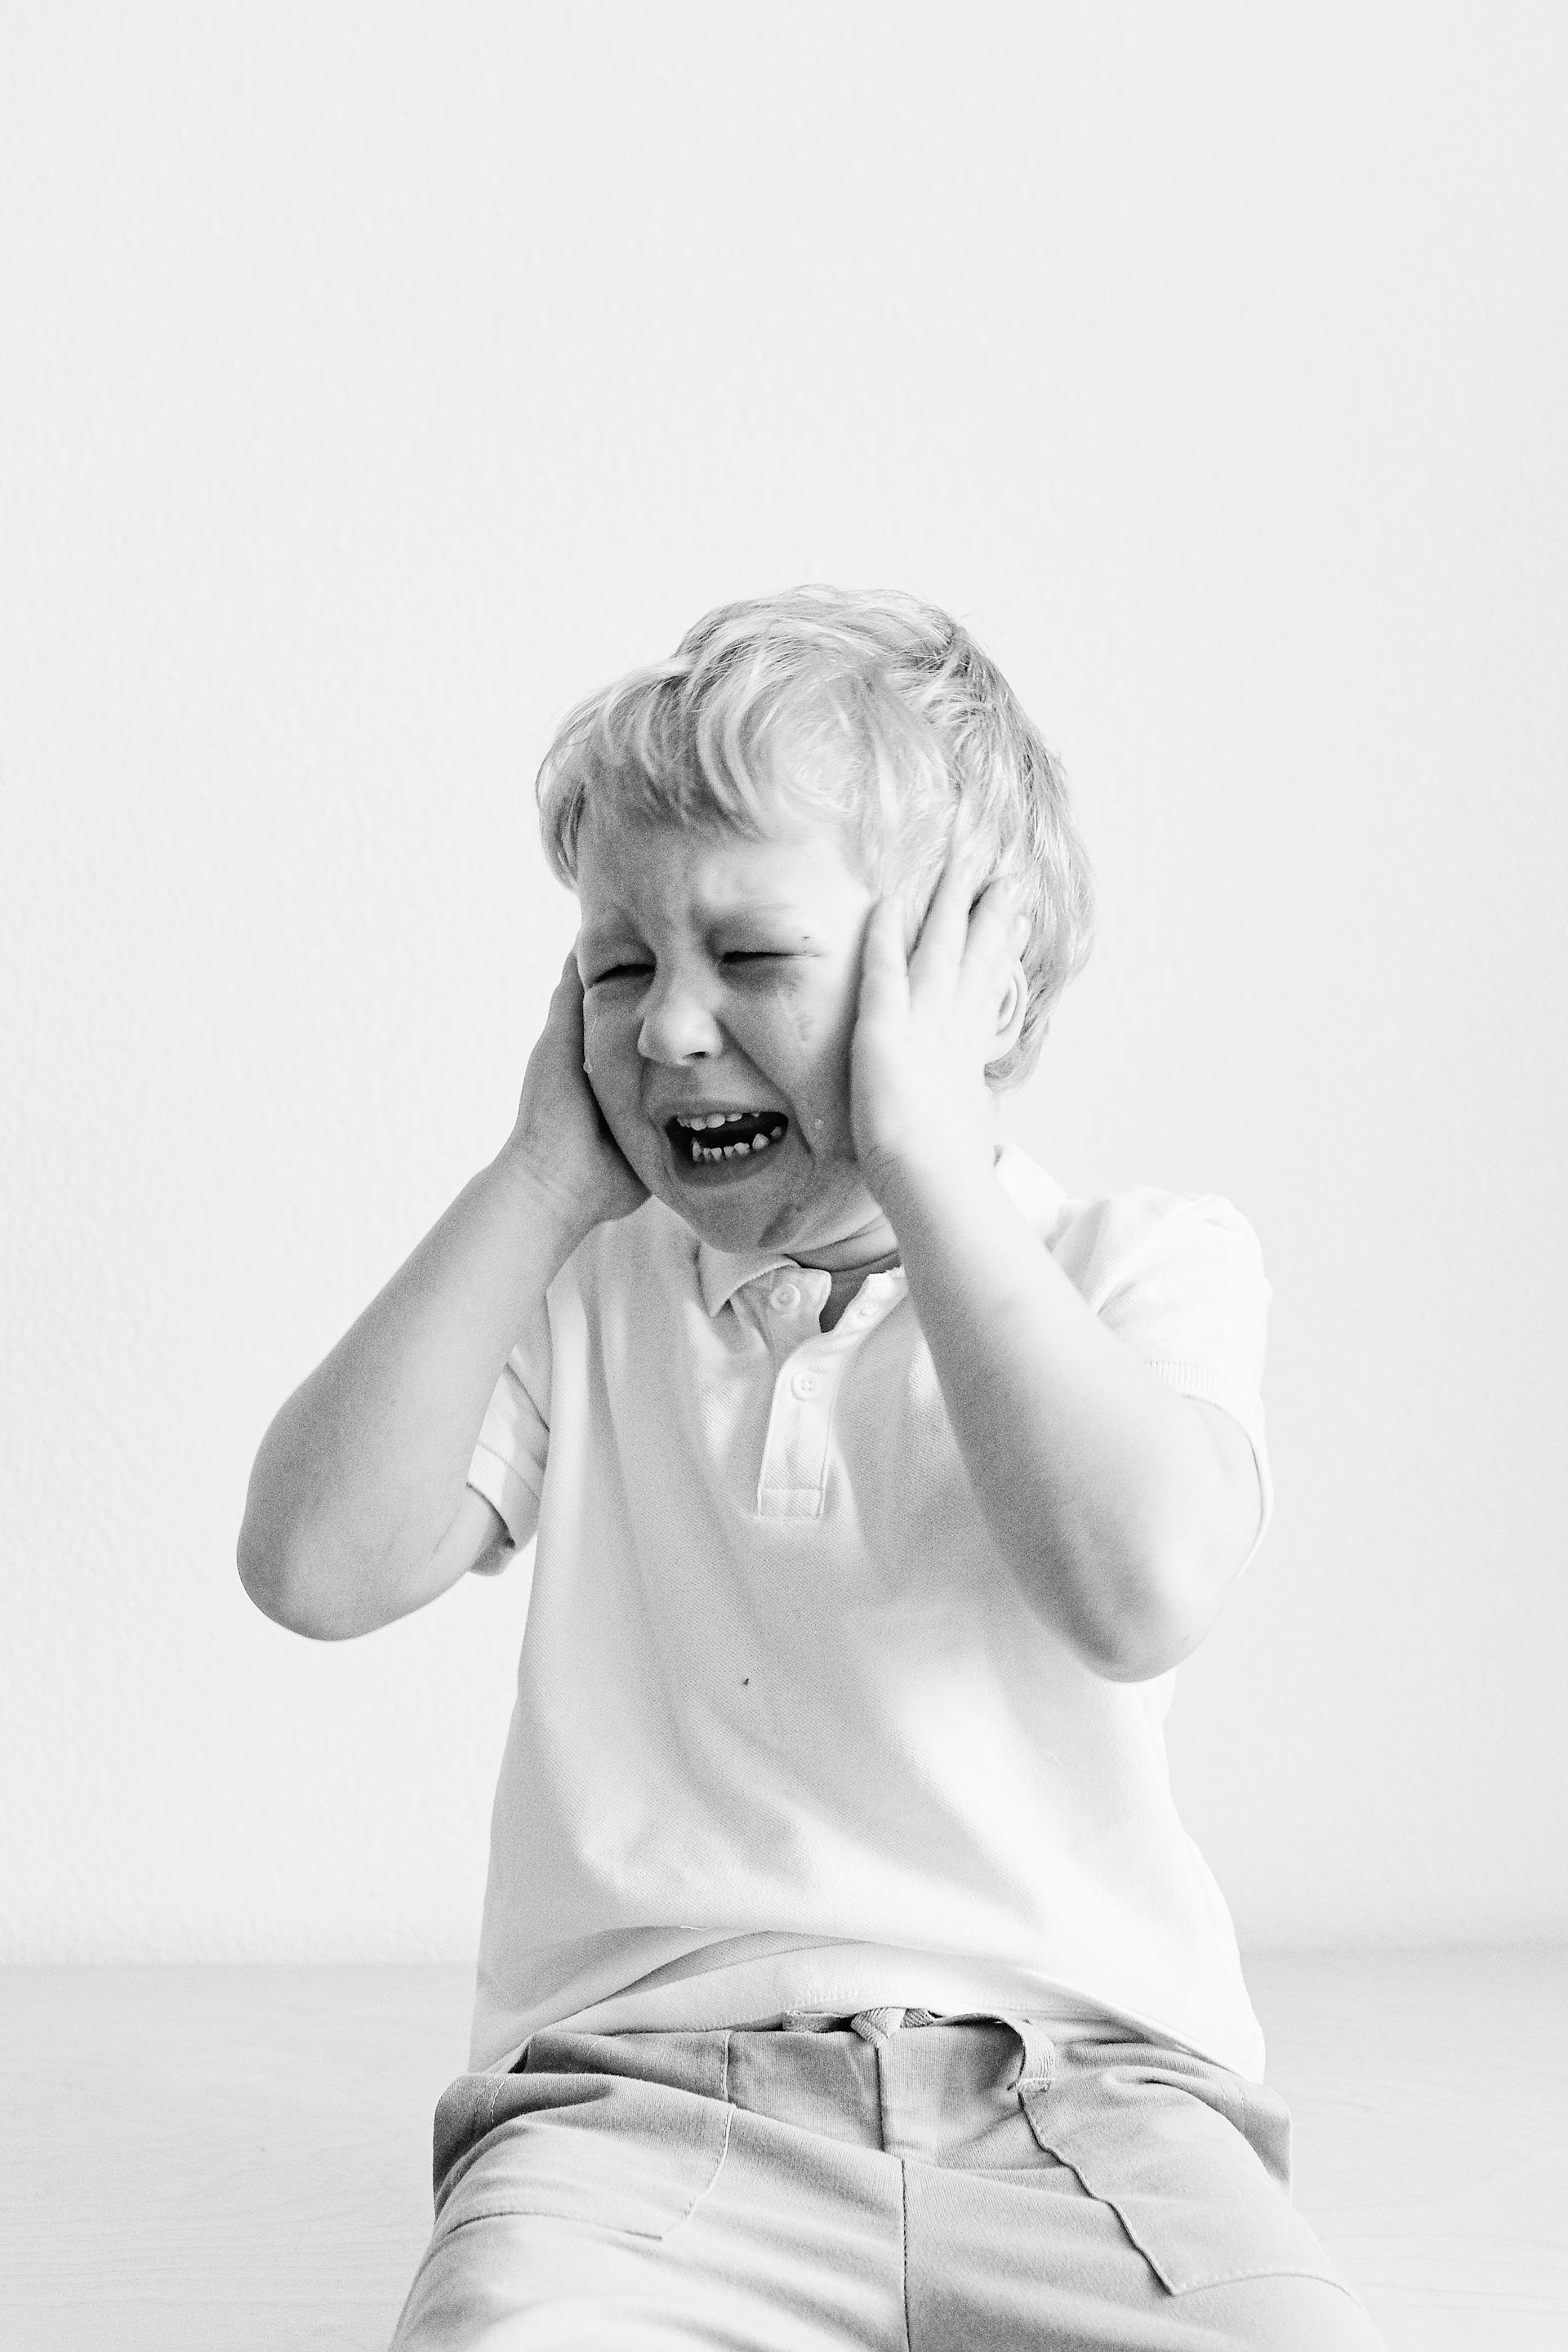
top-left (637, 970), bottom-right (725, 1065)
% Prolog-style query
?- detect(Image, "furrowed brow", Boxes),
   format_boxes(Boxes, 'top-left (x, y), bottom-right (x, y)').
top-left (709, 900), bottom-right (817, 933)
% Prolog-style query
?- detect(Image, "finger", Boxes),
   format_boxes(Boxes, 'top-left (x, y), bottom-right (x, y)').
top-left (548, 948), bottom-right (593, 1067)
top-left (856, 895), bottom-right (911, 1023)
top-left (952, 877), bottom-right (1026, 1021)
top-left (908, 852), bottom-right (979, 993)
top-left (553, 953), bottom-right (586, 1019)
top-left (551, 950), bottom-right (586, 1023)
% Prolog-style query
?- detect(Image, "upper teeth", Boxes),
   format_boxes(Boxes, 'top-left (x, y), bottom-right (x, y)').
top-left (675, 1110), bottom-right (764, 1130)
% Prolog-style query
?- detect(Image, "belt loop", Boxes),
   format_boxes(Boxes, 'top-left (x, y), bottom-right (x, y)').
top-left (999, 2013), bottom-right (1056, 2093)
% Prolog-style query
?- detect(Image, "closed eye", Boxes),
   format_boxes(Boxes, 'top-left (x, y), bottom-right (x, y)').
top-left (585, 961), bottom-right (653, 986)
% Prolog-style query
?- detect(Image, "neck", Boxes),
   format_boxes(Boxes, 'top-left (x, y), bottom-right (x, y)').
top-left (790, 1218), bottom-right (901, 1276)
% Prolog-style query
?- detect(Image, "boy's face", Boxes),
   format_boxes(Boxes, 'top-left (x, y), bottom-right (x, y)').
top-left (574, 800), bottom-right (898, 1267)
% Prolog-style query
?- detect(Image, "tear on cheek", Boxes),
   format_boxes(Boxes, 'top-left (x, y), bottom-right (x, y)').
top-left (786, 996), bottom-right (818, 1051)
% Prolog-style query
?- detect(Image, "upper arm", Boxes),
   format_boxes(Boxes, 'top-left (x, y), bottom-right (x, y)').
top-left (1062, 1184), bottom-right (1273, 1611)
top-left (1190, 1398), bottom-right (1267, 1584)
top-left (1111, 1398), bottom-right (1263, 1680)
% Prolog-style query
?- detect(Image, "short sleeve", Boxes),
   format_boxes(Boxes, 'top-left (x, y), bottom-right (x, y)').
top-left (466, 1308), bottom-right (551, 1560)
top-left (1049, 1188), bottom-right (1274, 1554)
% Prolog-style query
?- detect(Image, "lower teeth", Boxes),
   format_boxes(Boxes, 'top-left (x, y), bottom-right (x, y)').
top-left (693, 1134), bottom-right (772, 1165)
top-left (685, 1125), bottom-right (786, 1165)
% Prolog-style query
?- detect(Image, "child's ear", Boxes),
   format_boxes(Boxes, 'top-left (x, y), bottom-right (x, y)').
top-left (986, 960), bottom-right (1028, 1067)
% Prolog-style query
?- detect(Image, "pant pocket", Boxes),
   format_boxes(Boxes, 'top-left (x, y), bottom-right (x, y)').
top-left (1019, 2042), bottom-right (1350, 2296)
top-left (430, 2050), bottom-right (733, 2244)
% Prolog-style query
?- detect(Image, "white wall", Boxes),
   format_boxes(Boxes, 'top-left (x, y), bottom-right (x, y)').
top-left (3, 2), bottom-right (1564, 1962)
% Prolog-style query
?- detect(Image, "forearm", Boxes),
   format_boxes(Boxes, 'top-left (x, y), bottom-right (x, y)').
top-left (879, 1156), bottom-right (1253, 1680)
top-left (238, 1142), bottom-right (587, 1639)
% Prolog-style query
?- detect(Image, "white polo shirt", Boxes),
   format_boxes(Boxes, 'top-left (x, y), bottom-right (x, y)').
top-left (465, 1146), bottom-right (1273, 2078)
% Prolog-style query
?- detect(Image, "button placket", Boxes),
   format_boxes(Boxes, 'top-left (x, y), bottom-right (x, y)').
top-left (756, 1329), bottom-right (843, 1518)
top-left (749, 1267), bottom-right (898, 1518)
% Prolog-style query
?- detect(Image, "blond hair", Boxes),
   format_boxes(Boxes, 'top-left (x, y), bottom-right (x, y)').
top-left (537, 586), bottom-right (1094, 1083)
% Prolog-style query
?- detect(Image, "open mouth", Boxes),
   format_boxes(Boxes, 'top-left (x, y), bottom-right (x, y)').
top-left (665, 1109), bottom-right (790, 1169)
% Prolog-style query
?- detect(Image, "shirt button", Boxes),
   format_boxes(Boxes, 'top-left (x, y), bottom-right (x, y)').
top-left (769, 1284), bottom-right (800, 1312)
top-left (791, 1369), bottom-right (819, 1399)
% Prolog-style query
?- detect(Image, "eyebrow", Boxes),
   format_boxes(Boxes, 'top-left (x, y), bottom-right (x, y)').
top-left (581, 902), bottom-right (813, 943)
top-left (579, 897), bottom-right (831, 977)
top-left (710, 902), bottom-right (813, 926)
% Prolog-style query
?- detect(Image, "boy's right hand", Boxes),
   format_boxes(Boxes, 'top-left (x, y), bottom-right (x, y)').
top-left (239, 947), bottom-right (644, 1642)
top-left (505, 951), bottom-right (648, 1236)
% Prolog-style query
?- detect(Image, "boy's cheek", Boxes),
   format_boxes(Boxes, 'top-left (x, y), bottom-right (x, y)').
top-left (578, 1038), bottom-right (654, 1171)
top-left (795, 1090), bottom-right (859, 1174)
top-left (599, 1088), bottom-right (657, 1170)
top-left (785, 974), bottom-right (859, 1129)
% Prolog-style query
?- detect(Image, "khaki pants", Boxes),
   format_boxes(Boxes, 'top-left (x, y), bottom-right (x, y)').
top-left (391, 2012), bottom-right (1383, 2350)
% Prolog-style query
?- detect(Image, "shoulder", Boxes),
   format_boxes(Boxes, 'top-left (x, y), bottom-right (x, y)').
top-left (996, 1144), bottom-right (1270, 1341)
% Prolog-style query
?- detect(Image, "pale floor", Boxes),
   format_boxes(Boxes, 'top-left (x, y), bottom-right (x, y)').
top-left (1, 1949), bottom-right (1563, 2350)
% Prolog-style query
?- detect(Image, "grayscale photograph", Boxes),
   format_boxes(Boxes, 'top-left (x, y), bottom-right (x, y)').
top-left (2, 6), bottom-right (1564, 2348)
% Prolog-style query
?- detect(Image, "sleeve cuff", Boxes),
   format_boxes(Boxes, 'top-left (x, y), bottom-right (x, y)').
top-left (466, 1441), bottom-right (543, 1557)
top-left (1144, 1358), bottom-right (1274, 1568)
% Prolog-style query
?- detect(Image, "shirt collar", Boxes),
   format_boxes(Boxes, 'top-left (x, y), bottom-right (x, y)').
top-left (696, 1243), bottom-right (909, 1319)
top-left (696, 1242), bottom-right (803, 1317)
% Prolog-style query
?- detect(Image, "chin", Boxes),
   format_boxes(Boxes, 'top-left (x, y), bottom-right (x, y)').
top-left (674, 1195), bottom-right (789, 1255)
top-left (659, 1183), bottom-right (804, 1259)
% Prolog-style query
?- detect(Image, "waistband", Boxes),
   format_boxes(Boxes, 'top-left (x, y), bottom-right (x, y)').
top-left (778, 2006), bottom-right (1056, 2091)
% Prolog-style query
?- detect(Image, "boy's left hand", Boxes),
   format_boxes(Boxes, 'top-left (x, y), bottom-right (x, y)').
top-left (849, 859), bottom-right (1026, 1201)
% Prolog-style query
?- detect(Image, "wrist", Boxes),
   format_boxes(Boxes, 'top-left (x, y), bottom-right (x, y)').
top-left (489, 1134), bottom-right (602, 1259)
top-left (860, 1136), bottom-right (1000, 1231)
